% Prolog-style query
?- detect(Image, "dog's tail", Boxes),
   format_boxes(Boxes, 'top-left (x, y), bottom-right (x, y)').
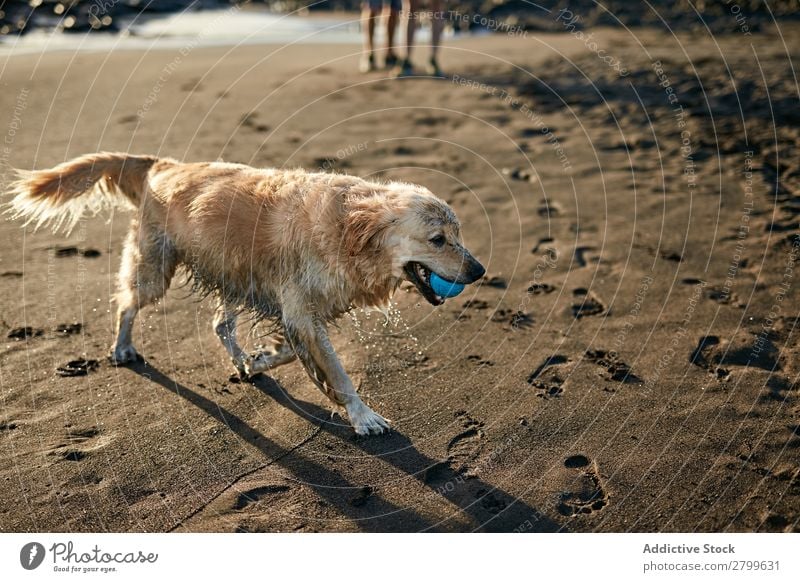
top-left (4, 152), bottom-right (157, 233)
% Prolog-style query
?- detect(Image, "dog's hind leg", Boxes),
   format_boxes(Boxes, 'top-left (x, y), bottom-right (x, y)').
top-left (284, 315), bottom-right (389, 436)
top-left (111, 221), bottom-right (177, 364)
top-left (213, 303), bottom-right (296, 377)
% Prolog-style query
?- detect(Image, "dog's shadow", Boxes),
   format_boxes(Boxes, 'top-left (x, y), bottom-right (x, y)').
top-left (129, 362), bottom-right (561, 532)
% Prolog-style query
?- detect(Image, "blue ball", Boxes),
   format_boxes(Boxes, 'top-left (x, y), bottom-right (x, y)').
top-left (430, 272), bottom-right (465, 298)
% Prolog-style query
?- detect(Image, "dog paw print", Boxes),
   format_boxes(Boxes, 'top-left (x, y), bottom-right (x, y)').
top-left (7, 326), bottom-right (43, 340)
top-left (527, 282), bottom-right (555, 295)
top-left (706, 285), bottom-right (738, 305)
top-left (689, 335), bottom-right (734, 381)
top-left (48, 426), bottom-right (103, 462)
top-left (240, 111), bottom-right (270, 133)
top-left (571, 288), bottom-right (606, 318)
top-left (537, 199), bottom-right (562, 217)
top-left (474, 487), bottom-right (508, 515)
top-left (56, 358), bottom-right (100, 377)
top-left (456, 299), bottom-right (491, 321)
top-left (50, 245), bottom-right (101, 259)
top-left (689, 332), bottom-right (787, 389)
top-left (491, 308), bottom-right (534, 329)
top-left (532, 236), bottom-right (556, 254)
top-left (477, 275), bottom-right (508, 289)
top-left (573, 246), bottom-right (598, 268)
top-left (635, 243), bottom-right (680, 263)
top-left (681, 279), bottom-right (739, 306)
top-left (502, 167), bottom-right (538, 183)
top-left (585, 349), bottom-right (643, 385)
top-left (556, 455), bottom-right (609, 516)
top-left (527, 355), bottom-right (570, 399)
top-left (232, 484), bottom-right (292, 511)
top-left (466, 354), bottom-right (495, 368)
top-left (55, 323), bottom-right (83, 336)
top-left (659, 250), bottom-right (682, 263)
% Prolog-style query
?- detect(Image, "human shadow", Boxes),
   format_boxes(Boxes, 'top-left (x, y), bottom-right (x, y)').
top-left (127, 360), bottom-right (433, 532)
top-left (246, 374), bottom-right (563, 532)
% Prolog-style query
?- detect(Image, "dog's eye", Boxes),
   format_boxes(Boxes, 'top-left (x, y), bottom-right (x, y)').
top-left (429, 235), bottom-right (446, 247)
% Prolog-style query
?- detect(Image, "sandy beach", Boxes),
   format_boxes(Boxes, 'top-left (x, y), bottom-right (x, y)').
top-left (0, 18), bottom-right (798, 533)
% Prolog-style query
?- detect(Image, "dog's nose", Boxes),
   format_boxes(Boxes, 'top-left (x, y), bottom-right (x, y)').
top-left (470, 260), bottom-right (486, 282)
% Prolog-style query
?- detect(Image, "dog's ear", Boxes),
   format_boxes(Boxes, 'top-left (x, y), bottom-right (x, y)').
top-left (343, 199), bottom-right (398, 256)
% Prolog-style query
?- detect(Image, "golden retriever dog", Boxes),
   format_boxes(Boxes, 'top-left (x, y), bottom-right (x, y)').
top-left (6, 152), bottom-right (485, 435)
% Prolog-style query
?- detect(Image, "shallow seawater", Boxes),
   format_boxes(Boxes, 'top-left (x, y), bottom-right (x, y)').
top-left (0, 8), bottom-right (443, 55)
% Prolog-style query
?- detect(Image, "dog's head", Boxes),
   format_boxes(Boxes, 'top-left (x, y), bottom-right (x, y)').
top-left (344, 183), bottom-right (485, 306)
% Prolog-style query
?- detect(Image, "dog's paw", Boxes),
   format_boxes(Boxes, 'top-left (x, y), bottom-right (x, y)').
top-left (347, 402), bottom-right (390, 436)
top-left (234, 357), bottom-right (251, 379)
top-left (110, 344), bottom-right (140, 365)
top-left (245, 352), bottom-right (273, 376)
top-left (243, 347), bottom-right (296, 377)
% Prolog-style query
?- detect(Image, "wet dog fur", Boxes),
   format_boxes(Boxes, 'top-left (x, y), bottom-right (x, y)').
top-left (5, 152), bottom-right (485, 435)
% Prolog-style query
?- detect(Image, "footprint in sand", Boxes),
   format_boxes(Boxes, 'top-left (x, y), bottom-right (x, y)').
top-left (690, 333), bottom-right (785, 385)
top-left (55, 323), bottom-right (82, 336)
top-left (527, 355), bottom-right (570, 399)
top-left (537, 200), bottom-right (562, 217)
top-left (7, 326), bottom-right (43, 340)
top-left (689, 335), bottom-right (728, 380)
top-left (56, 358), bottom-right (100, 377)
top-left (474, 487), bottom-right (508, 515)
top-left (573, 246), bottom-right (598, 268)
top-left (556, 454), bottom-right (609, 516)
top-left (681, 278), bottom-right (739, 306)
top-left (571, 288), bottom-right (606, 318)
top-left (48, 426), bottom-right (103, 462)
top-left (502, 167), bottom-right (538, 183)
top-left (445, 411), bottom-right (486, 476)
top-left (463, 299), bottom-right (489, 310)
top-left (527, 283), bottom-right (555, 294)
top-left (491, 308), bottom-right (534, 329)
top-left (233, 485), bottom-right (291, 510)
top-left (51, 246), bottom-right (101, 258)
top-left (180, 78), bottom-right (203, 92)
top-left (585, 349), bottom-right (643, 385)
top-left (477, 275), bottom-right (507, 289)
top-left (706, 285), bottom-right (739, 305)
top-left (532, 236), bottom-right (555, 254)
top-left (413, 114), bottom-right (450, 128)
top-left (635, 243), bottom-right (681, 264)
top-left (240, 112), bottom-right (270, 133)
top-left (660, 250), bottom-right (682, 263)
top-left (466, 354), bottom-right (495, 368)
top-left (53, 449), bottom-right (87, 462)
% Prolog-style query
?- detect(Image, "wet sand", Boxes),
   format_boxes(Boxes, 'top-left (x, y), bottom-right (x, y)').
top-left (0, 26), bottom-right (798, 532)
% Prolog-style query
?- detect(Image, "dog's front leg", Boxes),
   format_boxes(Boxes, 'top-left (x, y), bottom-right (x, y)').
top-left (284, 316), bottom-right (390, 436)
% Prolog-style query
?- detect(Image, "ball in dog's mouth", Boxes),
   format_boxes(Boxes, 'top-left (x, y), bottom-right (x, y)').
top-left (403, 261), bottom-right (462, 306)
top-left (429, 272), bottom-right (465, 298)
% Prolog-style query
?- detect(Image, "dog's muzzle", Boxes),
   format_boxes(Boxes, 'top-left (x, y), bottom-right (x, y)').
top-left (403, 253), bottom-right (485, 306)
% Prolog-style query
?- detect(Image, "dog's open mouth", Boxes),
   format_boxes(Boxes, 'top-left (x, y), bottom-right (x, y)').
top-left (403, 261), bottom-right (445, 306)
